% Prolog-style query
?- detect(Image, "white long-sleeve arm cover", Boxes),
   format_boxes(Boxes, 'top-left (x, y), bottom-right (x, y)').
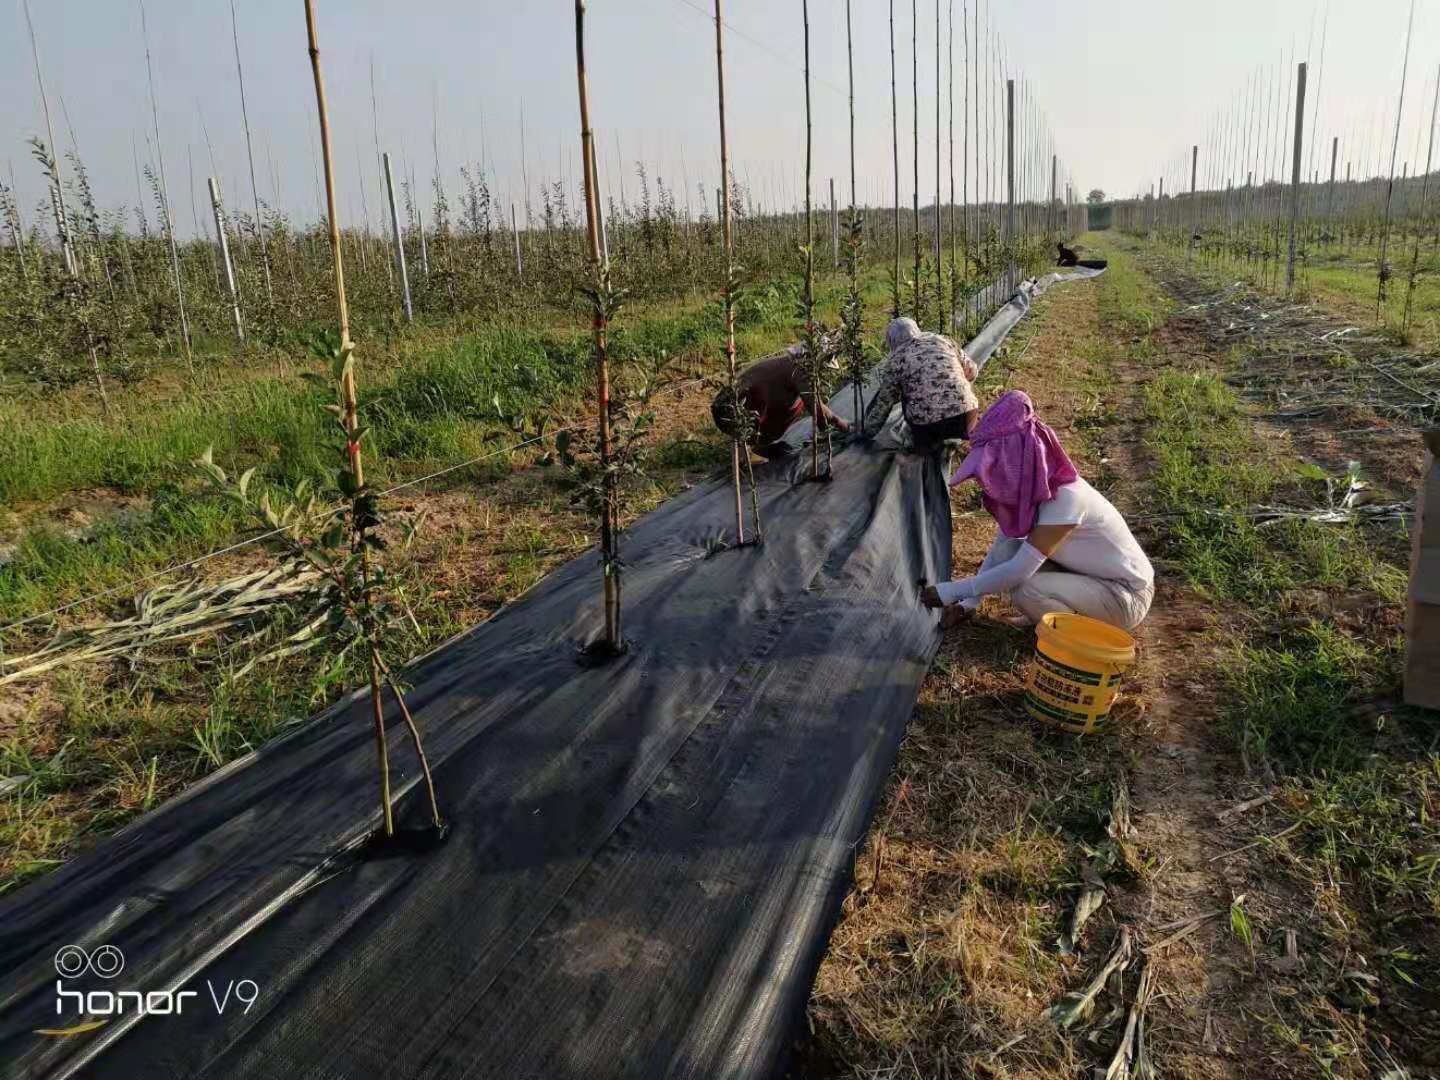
top-left (934, 541), bottom-right (1048, 606)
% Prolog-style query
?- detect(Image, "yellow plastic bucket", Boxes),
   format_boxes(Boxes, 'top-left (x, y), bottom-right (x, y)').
top-left (1024, 612), bottom-right (1136, 734)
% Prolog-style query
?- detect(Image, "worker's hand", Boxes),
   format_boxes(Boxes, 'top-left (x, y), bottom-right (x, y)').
top-left (832, 417), bottom-right (852, 434)
top-left (920, 585), bottom-right (944, 610)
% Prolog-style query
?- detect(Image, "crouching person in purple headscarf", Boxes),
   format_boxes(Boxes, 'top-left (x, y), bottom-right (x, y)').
top-left (861, 318), bottom-right (981, 449)
top-left (921, 390), bottom-right (1155, 631)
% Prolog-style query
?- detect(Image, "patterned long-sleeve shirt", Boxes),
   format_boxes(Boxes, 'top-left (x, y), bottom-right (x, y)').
top-left (862, 331), bottom-right (980, 433)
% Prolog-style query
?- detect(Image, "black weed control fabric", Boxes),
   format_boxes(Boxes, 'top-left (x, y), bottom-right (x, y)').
top-left (0, 268), bottom-right (1101, 1080)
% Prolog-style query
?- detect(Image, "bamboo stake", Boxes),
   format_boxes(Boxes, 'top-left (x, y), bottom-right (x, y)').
top-left (2, 167), bottom-right (26, 279)
top-left (846, 0), bottom-right (863, 427)
top-left (190, 146), bottom-right (221, 291)
top-left (911, 0), bottom-right (921, 317)
top-left (948, 0), bottom-right (957, 330)
top-left (306, 0), bottom-right (445, 838)
top-left (1403, 63), bottom-right (1440, 331)
top-left (934, 0), bottom-right (942, 330)
top-left (889, 0), bottom-right (901, 317)
top-left (828, 177), bottom-right (837, 269)
top-left (370, 57), bottom-right (393, 292)
top-left (232, 0), bottom-right (273, 306)
top-left (1378, 0), bottom-right (1417, 316)
top-left (511, 202), bottom-right (523, 276)
top-left (574, 0), bottom-right (622, 652)
top-left (803, 0), bottom-right (819, 481)
top-left (847, 0), bottom-right (857, 210)
top-left (714, 0), bottom-right (757, 547)
top-left (1005, 79), bottom-right (1014, 291)
top-left (22, 0), bottom-right (74, 277)
top-left (383, 152), bottom-right (413, 322)
top-left (139, 0), bottom-right (193, 370)
top-left (209, 177), bottom-right (244, 342)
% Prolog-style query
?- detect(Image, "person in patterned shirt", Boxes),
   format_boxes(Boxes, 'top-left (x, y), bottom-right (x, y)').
top-left (861, 317), bottom-right (980, 449)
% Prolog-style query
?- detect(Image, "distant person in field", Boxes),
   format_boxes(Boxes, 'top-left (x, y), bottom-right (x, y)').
top-left (861, 318), bottom-right (980, 449)
top-left (711, 344), bottom-right (849, 459)
top-left (921, 390), bottom-right (1154, 631)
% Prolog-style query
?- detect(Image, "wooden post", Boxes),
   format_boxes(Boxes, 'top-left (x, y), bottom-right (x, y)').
top-left (1286, 61), bottom-right (1307, 294)
top-left (383, 152), bottom-right (413, 321)
top-left (208, 177), bottom-right (244, 342)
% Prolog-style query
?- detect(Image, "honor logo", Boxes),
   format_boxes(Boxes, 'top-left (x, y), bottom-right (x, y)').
top-left (38, 945), bottom-right (259, 1039)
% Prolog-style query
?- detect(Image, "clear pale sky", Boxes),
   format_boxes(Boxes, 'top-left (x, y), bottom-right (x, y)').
top-left (3, 0), bottom-right (1439, 240)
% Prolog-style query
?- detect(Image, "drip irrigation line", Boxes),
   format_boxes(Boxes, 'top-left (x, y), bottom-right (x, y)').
top-left (0, 374), bottom-right (711, 637)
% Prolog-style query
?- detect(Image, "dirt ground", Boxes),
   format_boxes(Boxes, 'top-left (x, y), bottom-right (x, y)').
top-left (802, 243), bottom-right (1434, 1079)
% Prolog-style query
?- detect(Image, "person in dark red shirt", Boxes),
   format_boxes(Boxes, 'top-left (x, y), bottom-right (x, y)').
top-left (711, 346), bottom-right (849, 459)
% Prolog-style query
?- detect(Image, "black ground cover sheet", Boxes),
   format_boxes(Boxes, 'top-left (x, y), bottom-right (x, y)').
top-left (0, 268), bottom-right (1099, 1080)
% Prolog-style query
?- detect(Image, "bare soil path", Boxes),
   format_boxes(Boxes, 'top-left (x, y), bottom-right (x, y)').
top-left (804, 242), bottom-right (1430, 1078)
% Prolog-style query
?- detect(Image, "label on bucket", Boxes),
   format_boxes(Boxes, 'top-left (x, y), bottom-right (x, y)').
top-left (1025, 651), bottom-right (1120, 733)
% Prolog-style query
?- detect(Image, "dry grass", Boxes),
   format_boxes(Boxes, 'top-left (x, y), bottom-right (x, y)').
top-left (805, 239), bottom-right (1431, 1079)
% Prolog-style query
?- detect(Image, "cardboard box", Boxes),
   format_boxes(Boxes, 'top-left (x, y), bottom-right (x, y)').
top-left (1405, 430), bottom-right (1440, 710)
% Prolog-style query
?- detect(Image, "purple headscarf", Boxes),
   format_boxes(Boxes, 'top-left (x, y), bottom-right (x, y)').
top-left (948, 390), bottom-right (1079, 538)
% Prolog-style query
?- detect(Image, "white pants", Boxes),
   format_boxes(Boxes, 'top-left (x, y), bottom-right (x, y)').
top-left (1010, 571), bottom-right (1153, 631)
top-left (975, 536), bottom-right (1153, 631)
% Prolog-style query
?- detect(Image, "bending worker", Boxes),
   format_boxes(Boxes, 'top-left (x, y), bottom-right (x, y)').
top-left (711, 344), bottom-right (849, 459)
top-left (862, 318), bottom-right (980, 448)
top-left (921, 390), bottom-right (1154, 631)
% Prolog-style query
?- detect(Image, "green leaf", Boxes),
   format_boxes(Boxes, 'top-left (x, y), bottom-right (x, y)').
top-left (337, 467), bottom-right (361, 497)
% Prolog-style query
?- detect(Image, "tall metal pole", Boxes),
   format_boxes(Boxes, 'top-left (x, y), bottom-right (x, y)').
top-left (209, 177), bottom-right (244, 342)
top-left (383, 152), bottom-right (413, 322)
top-left (1286, 61), bottom-right (1308, 294)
